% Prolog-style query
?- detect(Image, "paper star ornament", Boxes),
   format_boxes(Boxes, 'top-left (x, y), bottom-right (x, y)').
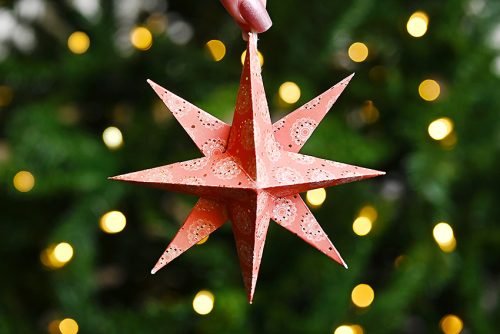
top-left (111, 33), bottom-right (384, 303)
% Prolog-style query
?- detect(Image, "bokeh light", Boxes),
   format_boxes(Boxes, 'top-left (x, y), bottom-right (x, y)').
top-left (351, 284), bottom-right (375, 308)
top-left (192, 290), bottom-right (214, 315)
top-left (348, 42), bottom-right (369, 63)
top-left (306, 188), bottom-right (327, 207)
top-left (279, 81), bottom-right (301, 104)
top-left (353, 205), bottom-right (377, 236)
top-left (206, 40), bottom-right (226, 61)
top-left (359, 205), bottom-right (378, 222)
top-left (102, 126), bottom-right (123, 150)
top-left (130, 27), bottom-right (153, 50)
top-left (350, 325), bottom-right (364, 334)
top-left (433, 222), bottom-right (456, 253)
top-left (59, 318), bottom-right (79, 334)
top-left (67, 31), bottom-right (90, 54)
top-left (13, 170), bottom-right (35, 192)
top-left (419, 79), bottom-right (441, 101)
top-left (440, 314), bottom-right (463, 334)
top-left (197, 235), bottom-right (209, 245)
top-left (407, 11), bottom-right (429, 38)
top-left (41, 242), bottom-right (74, 269)
top-left (53, 242), bottom-right (74, 263)
top-left (334, 325), bottom-right (354, 334)
top-left (241, 50), bottom-right (264, 66)
top-left (428, 117), bottom-right (454, 141)
top-left (100, 211), bottom-right (126, 234)
top-left (352, 217), bottom-right (372, 236)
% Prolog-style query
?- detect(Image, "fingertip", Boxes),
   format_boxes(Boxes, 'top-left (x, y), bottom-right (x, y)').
top-left (239, 0), bottom-right (272, 34)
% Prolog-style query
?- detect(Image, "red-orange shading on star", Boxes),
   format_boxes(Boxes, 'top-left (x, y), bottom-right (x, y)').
top-left (110, 33), bottom-right (384, 303)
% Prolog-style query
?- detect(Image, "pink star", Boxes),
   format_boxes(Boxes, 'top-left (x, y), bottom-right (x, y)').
top-left (110, 33), bottom-right (384, 303)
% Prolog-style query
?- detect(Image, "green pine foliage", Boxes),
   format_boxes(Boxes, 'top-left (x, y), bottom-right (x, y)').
top-left (1, 0), bottom-right (499, 333)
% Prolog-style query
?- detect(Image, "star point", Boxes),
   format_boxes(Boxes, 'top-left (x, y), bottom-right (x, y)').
top-left (110, 33), bottom-right (384, 302)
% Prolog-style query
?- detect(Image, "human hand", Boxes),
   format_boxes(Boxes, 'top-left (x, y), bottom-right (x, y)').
top-left (220, 0), bottom-right (272, 35)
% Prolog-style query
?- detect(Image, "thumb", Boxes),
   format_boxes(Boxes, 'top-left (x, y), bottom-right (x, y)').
top-left (239, 0), bottom-right (272, 33)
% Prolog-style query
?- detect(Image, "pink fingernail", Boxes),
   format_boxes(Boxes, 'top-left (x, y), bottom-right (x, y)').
top-left (239, 0), bottom-right (272, 33)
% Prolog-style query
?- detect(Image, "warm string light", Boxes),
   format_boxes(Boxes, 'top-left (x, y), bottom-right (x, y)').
top-left (13, 170), bottom-right (35, 192)
top-left (351, 283), bottom-right (375, 308)
top-left (41, 242), bottom-right (74, 269)
top-left (279, 81), bottom-right (301, 104)
top-left (333, 325), bottom-right (363, 334)
top-left (59, 318), bottom-right (79, 334)
top-left (352, 205), bottom-right (378, 236)
top-left (67, 31), bottom-right (90, 54)
top-left (428, 117), bottom-right (454, 141)
top-left (348, 42), bottom-right (369, 63)
top-left (102, 126), bottom-right (123, 150)
top-left (334, 325), bottom-right (354, 334)
top-left (241, 50), bottom-right (264, 66)
top-left (192, 290), bottom-right (214, 315)
top-left (206, 40), bottom-right (226, 62)
top-left (306, 188), bottom-right (327, 207)
top-left (130, 26), bottom-right (153, 50)
top-left (440, 314), bottom-right (463, 334)
top-left (419, 79), bottom-right (441, 101)
top-left (433, 222), bottom-right (457, 253)
top-left (196, 235), bottom-right (209, 245)
top-left (407, 11), bottom-right (429, 38)
top-left (100, 211), bottom-right (126, 234)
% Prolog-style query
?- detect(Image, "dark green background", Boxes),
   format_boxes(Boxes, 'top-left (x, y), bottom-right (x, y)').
top-left (1, 0), bottom-right (499, 333)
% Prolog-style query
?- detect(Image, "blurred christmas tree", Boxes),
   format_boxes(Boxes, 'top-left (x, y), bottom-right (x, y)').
top-left (1, 0), bottom-right (499, 333)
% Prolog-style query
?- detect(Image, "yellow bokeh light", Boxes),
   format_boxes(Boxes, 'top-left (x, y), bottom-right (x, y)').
top-left (279, 81), bottom-right (301, 104)
top-left (53, 242), bottom-right (74, 263)
top-left (407, 11), bottom-right (429, 38)
top-left (130, 27), bottom-right (153, 51)
top-left (59, 318), bottom-right (79, 334)
top-left (67, 31), bottom-right (90, 54)
top-left (419, 79), bottom-right (441, 101)
top-left (206, 40), bottom-right (226, 62)
top-left (334, 325), bottom-right (354, 334)
top-left (197, 235), bottom-right (209, 245)
top-left (193, 290), bottom-right (215, 315)
top-left (433, 222), bottom-right (454, 244)
top-left (350, 325), bottom-right (364, 334)
top-left (13, 170), bottom-right (35, 192)
top-left (359, 205), bottom-right (378, 222)
top-left (440, 314), bottom-right (463, 334)
top-left (41, 242), bottom-right (74, 269)
top-left (428, 118), bottom-right (454, 141)
top-left (433, 222), bottom-right (457, 253)
top-left (439, 236), bottom-right (457, 253)
top-left (351, 283), bottom-right (375, 308)
top-left (100, 211), bottom-right (127, 234)
top-left (306, 188), bottom-right (327, 207)
top-left (353, 216), bottom-right (372, 236)
top-left (348, 42), bottom-right (369, 63)
top-left (102, 126), bottom-right (123, 150)
top-left (241, 50), bottom-right (264, 66)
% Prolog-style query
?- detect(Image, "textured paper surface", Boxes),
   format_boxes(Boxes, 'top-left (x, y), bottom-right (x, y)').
top-left (111, 33), bottom-right (384, 303)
